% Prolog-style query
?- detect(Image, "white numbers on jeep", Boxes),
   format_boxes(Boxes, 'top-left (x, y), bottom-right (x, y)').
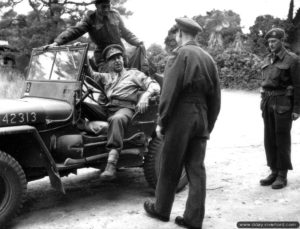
top-left (0, 112), bottom-right (38, 125)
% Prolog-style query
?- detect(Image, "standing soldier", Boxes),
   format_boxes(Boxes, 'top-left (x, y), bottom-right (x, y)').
top-left (143, 17), bottom-right (221, 229)
top-left (50, 0), bottom-right (143, 71)
top-left (259, 28), bottom-right (300, 189)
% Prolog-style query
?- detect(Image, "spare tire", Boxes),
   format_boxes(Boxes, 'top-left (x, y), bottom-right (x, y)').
top-left (143, 137), bottom-right (188, 192)
top-left (0, 151), bottom-right (27, 228)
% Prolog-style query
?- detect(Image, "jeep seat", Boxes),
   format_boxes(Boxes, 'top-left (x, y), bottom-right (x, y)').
top-left (82, 120), bottom-right (109, 135)
top-left (80, 92), bottom-right (159, 138)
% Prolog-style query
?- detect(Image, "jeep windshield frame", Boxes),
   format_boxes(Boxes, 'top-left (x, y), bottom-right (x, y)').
top-left (21, 44), bottom-right (89, 103)
top-left (26, 44), bottom-right (89, 82)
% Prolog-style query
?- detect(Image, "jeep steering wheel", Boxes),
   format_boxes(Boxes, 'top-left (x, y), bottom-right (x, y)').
top-left (81, 75), bottom-right (107, 105)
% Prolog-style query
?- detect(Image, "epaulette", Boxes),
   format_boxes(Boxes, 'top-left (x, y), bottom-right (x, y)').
top-left (281, 50), bottom-right (299, 63)
top-left (128, 68), bottom-right (144, 76)
top-left (286, 50), bottom-right (298, 59)
top-left (127, 68), bottom-right (138, 74)
top-left (110, 8), bottom-right (120, 15)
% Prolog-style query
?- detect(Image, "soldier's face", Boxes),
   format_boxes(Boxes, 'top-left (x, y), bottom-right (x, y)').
top-left (108, 54), bottom-right (124, 73)
top-left (96, 3), bottom-right (111, 16)
top-left (175, 30), bottom-right (182, 46)
top-left (268, 38), bottom-right (282, 53)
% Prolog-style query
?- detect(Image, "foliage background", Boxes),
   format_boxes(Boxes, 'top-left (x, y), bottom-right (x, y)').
top-left (0, 0), bottom-right (299, 97)
top-left (153, 5), bottom-right (298, 91)
top-left (0, 67), bottom-right (24, 98)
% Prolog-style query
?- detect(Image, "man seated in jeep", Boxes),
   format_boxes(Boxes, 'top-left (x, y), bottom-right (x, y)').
top-left (87, 44), bottom-right (160, 180)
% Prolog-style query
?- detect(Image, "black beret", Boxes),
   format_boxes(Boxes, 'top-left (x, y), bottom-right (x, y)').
top-left (102, 44), bottom-right (124, 61)
top-left (175, 17), bottom-right (202, 35)
top-left (94, 0), bottom-right (110, 4)
top-left (265, 28), bottom-right (285, 40)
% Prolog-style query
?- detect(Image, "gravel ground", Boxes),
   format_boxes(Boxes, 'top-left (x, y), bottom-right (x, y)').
top-left (9, 90), bottom-right (300, 229)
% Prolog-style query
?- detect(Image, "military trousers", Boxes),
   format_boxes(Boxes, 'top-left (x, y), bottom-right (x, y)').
top-left (155, 101), bottom-right (207, 228)
top-left (106, 107), bottom-right (134, 151)
top-left (261, 95), bottom-right (293, 170)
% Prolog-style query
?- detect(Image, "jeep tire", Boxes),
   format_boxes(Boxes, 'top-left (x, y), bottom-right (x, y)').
top-left (0, 151), bottom-right (27, 228)
top-left (143, 137), bottom-right (188, 192)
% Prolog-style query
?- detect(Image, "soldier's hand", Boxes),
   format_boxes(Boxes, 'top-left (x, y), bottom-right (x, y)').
top-left (155, 125), bottom-right (164, 139)
top-left (137, 91), bottom-right (150, 114)
top-left (292, 112), bottom-right (300, 121)
top-left (48, 42), bottom-right (58, 48)
top-left (73, 42), bottom-right (83, 46)
top-left (42, 42), bottom-right (58, 51)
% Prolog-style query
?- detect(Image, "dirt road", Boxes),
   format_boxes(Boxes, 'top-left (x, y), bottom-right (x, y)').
top-left (10, 90), bottom-right (300, 229)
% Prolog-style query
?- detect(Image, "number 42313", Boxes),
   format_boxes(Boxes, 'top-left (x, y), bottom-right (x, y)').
top-left (1, 112), bottom-right (38, 125)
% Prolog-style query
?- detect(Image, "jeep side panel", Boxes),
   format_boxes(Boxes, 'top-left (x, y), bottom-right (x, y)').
top-left (0, 125), bottom-right (65, 193)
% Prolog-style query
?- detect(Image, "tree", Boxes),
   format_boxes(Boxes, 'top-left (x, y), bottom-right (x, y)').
top-left (205, 10), bottom-right (229, 50)
top-left (286, 1), bottom-right (300, 49)
top-left (0, 0), bottom-right (132, 70)
top-left (146, 44), bottom-right (168, 74)
top-left (193, 10), bottom-right (242, 50)
top-left (288, 0), bottom-right (294, 22)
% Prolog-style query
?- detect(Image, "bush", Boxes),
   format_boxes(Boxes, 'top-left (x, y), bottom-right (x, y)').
top-left (0, 67), bottom-right (25, 99)
top-left (211, 48), bottom-right (263, 90)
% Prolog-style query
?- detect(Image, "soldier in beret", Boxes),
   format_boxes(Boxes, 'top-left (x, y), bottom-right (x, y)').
top-left (49, 0), bottom-right (143, 71)
top-left (86, 44), bottom-right (160, 180)
top-left (259, 28), bottom-right (300, 189)
top-left (144, 17), bottom-right (221, 229)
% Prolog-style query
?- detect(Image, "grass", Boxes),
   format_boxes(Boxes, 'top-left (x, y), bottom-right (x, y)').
top-left (0, 67), bottom-right (25, 99)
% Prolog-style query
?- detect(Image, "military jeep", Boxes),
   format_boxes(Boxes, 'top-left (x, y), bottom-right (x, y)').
top-left (0, 44), bottom-right (188, 227)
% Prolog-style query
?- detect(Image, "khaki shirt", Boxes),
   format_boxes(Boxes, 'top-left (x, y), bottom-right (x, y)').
top-left (92, 69), bottom-right (160, 105)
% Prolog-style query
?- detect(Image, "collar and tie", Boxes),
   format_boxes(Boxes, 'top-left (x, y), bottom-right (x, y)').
top-left (270, 53), bottom-right (277, 64)
top-left (270, 48), bottom-right (286, 64)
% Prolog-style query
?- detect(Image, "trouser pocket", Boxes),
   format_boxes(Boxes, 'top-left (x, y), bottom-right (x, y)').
top-left (275, 96), bottom-right (292, 114)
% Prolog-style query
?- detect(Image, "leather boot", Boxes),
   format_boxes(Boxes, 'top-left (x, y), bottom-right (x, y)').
top-left (260, 169), bottom-right (278, 186)
top-left (272, 170), bottom-right (287, 189)
top-left (100, 149), bottom-right (119, 181)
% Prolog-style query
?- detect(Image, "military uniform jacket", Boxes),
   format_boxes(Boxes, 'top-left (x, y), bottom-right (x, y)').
top-left (158, 40), bottom-right (221, 138)
top-left (261, 48), bottom-right (300, 114)
top-left (54, 9), bottom-right (140, 63)
top-left (91, 68), bottom-right (160, 106)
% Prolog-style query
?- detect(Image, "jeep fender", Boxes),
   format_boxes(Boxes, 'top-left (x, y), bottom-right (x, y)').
top-left (0, 125), bottom-right (65, 194)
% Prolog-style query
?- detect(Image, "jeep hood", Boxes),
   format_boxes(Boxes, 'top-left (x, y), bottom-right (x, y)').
top-left (0, 97), bottom-right (72, 127)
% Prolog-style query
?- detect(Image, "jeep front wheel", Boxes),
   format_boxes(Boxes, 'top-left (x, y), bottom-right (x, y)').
top-left (143, 137), bottom-right (188, 192)
top-left (0, 151), bottom-right (27, 227)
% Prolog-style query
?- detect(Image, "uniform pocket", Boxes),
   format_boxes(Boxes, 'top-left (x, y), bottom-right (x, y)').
top-left (275, 96), bottom-right (292, 114)
top-left (94, 23), bottom-right (104, 30)
top-left (109, 19), bottom-right (119, 26)
top-left (275, 63), bottom-right (289, 82)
